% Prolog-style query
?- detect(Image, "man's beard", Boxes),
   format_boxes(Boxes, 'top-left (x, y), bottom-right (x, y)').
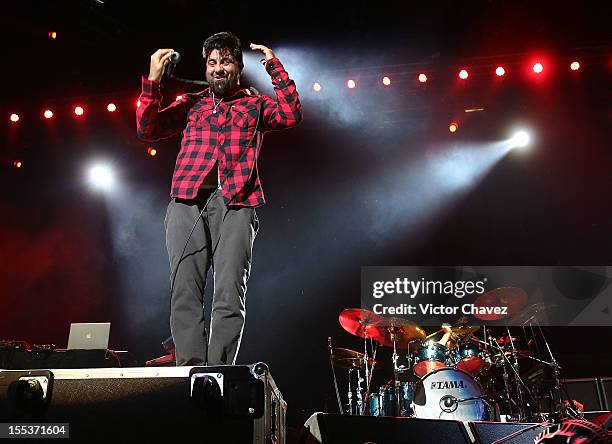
top-left (210, 77), bottom-right (233, 97)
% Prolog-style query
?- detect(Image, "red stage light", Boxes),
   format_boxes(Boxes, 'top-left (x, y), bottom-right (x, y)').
top-left (10, 113), bottom-right (19, 123)
top-left (449, 122), bottom-right (459, 133)
top-left (136, 99), bottom-right (141, 108)
top-left (13, 160), bottom-right (22, 169)
top-left (418, 73), bottom-right (428, 83)
top-left (48, 31), bottom-right (57, 40)
top-left (74, 106), bottom-right (84, 116)
top-left (382, 76), bottom-right (391, 86)
top-left (147, 147), bottom-right (157, 157)
top-left (495, 66), bottom-right (506, 77)
top-left (570, 61), bottom-right (580, 71)
top-left (347, 79), bottom-right (356, 89)
top-left (533, 63), bottom-right (544, 74)
top-left (43, 110), bottom-right (53, 119)
top-left (107, 103), bottom-right (117, 112)
top-left (458, 69), bottom-right (469, 80)
top-left (175, 95), bottom-right (183, 101)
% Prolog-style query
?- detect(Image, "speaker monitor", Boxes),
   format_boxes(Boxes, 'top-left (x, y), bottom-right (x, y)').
top-left (469, 421), bottom-right (549, 444)
top-left (302, 413), bottom-right (472, 444)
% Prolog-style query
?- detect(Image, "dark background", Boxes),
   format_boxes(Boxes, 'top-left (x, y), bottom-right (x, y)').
top-left (1, 0), bottom-right (611, 428)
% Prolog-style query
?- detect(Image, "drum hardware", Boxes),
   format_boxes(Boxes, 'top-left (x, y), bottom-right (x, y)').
top-left (365, 317), bottom-right (425, 417)
top-left (338, 309), bottom-right (384, 415)
top-left (327, 337), bottom-right (345, 414)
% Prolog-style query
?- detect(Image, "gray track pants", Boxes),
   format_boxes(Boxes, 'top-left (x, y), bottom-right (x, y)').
top-left (164, 189), bottom-right (258, 366)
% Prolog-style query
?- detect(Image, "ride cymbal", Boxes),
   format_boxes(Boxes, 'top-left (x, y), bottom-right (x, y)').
top-left (472, 287), bottom-right (528, 321)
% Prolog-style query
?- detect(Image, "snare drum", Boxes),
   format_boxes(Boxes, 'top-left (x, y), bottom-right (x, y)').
top-left (454, 342), bottom-right (487, 376)
top-left (412, 367), bottom-right (491, 421)
top-left (412, 342), bottom-right (450, 378)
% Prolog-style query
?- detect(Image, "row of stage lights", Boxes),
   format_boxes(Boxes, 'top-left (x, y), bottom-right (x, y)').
top-left (6, 58), bottom-right (585, 123)
top-left (317, 60), bottom-right (582, 91)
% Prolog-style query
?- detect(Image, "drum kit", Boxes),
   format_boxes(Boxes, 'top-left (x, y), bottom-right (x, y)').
top-left (328, 287), bottom-right (569, 423)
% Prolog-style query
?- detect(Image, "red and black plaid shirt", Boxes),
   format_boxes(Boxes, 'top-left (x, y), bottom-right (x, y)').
top-left (136, 57), bottom-right (302, 207)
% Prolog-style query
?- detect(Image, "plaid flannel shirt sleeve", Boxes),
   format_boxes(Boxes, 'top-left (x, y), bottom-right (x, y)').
top-left (136, 76), bottom-right (190, 142)
top-left (261, 58), bottom-right (303, 130)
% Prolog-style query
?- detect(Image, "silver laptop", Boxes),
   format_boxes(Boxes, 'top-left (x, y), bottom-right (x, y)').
top-left (67, 322), bottom-right (111, 350)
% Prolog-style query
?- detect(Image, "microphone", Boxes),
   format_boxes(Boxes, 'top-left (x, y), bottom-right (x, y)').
top-left (439, 395), bottom-right (458, 413)
top-left (170, 51), bottom-right (181, 64)
top-left (164, 51), bottom-right (181, 80)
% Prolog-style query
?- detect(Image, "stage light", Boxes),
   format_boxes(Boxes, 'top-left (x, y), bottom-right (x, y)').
top-left (147, 147), bottom-right (157, 157)
top-left (495, 66), bottom-right (506, 77)
top-left (13, 161), bottom-right (22, 169)
top-left (382, 76), bottom-right (391, 86)
top-left (510, 130), bottom-right (530, 148)
top-left (10, 113), bottom-right (20, 123)
top-left (533, 63), bottom-right (544, 74)
top-left (175, 95), bottom-right (183, 101)
top-left (89, 165), bottom-right (114, 190)
top-left (74, 106), bottom-right (84, 116)
top-left (136, 99), bottom-right (141, 108)
top-left (449, 122), bottom-right (459, 133)
top-left (107, 103), bottom-right (117, 112)
top-left (570, 61), bottom-right (580, 71)
top-left (312, 82), bottom-right (321, 92)
top-left (43, 110), bottom-right (53, 119)
top-left (458, 69), bottom-right (469, 80)
top-left (48, 31), bottom-right (57, 40)
top-left (418, 73), bottom-right (428, 83)
top-left (347, 79), bottom-right (356, 89)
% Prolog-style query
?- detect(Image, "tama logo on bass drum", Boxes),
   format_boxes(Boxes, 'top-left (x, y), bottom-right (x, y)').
top-left (431, 380), bottom-right (465, 389)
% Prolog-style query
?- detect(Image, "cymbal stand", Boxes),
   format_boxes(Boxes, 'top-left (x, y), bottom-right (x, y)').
top-left (532, 318), bottom-right (568, 420)
top-left (356, 369), bottom-right (364, 415)
top-left (389, 327), bottom-right (402, 417)
top-left (347, 368), bottom-right (354, 415)
top-left (327, 337), bottom-right (344, 414)
top-left (365, 336), bottom-right (378, 412)
top-left (361, 333), bottom-right (370, 415)
top-left (507, 326), bottom-right (527, 421)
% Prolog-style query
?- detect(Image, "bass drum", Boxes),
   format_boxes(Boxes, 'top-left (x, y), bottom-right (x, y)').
top-left (412, 367), bottom-right (491, 421)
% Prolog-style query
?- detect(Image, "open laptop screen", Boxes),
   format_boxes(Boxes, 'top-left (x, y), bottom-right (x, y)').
top-left (67, 322), bottom-right (111, 350)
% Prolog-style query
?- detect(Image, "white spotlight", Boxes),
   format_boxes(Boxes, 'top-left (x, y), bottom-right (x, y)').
top-left (89, 165), bottom-right (114, 190)
top-left (510, 130), bottom-right (531, 149)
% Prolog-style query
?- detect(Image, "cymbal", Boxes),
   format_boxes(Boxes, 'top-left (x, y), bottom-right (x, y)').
top-left (366, 317), bottom-right (426, 348)
top-left (510, 302), bottom-right (558, 324)
top-left (472, 287), bottom-right (528, 321)
top-left (449, 325), bottom-right (480, 338)
top-left (339, 308), bottom-right (383, 338)
top-left (330, 347), bottom-right (379, 369)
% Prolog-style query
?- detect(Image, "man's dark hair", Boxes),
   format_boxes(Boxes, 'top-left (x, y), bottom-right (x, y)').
top-left (203, 32), bottom-right (244, 71)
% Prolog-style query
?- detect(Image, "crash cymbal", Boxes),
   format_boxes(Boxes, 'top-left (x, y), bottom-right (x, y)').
top-left (330, 347), bottom-right (379, 369)
top-left (472, 287), bottom-right (528, 321)
top-left (366, 317), bottom-right (426, 348)
top-left (339, 308), bottom-right (383, 338)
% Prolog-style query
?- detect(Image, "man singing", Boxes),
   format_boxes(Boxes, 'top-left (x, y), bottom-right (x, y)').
top-left (136, 32), bottom-right (302, 366)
